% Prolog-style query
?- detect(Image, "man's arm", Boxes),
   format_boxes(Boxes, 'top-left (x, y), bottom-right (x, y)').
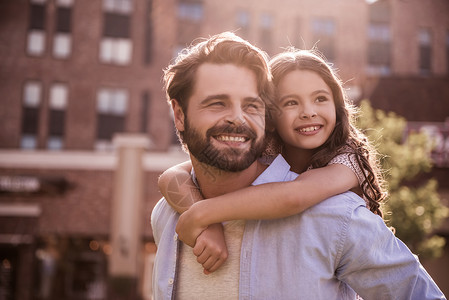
top-left (335, 195), bottom-right (445, 299)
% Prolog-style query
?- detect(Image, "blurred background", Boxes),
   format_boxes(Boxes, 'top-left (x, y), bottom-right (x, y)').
top-left (0, 0), bottom-right (448, 299)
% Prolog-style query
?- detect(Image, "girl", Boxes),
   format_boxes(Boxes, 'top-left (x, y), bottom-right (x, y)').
top-left (158, 48), bottom-right (387, 274)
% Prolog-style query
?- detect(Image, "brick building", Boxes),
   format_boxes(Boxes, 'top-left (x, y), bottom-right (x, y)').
top-left (0, 0), bottom-right (448, 299)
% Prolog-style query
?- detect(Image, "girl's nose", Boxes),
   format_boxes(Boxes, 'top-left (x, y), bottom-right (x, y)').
top-left (300, 104), bottom-right (317, 119)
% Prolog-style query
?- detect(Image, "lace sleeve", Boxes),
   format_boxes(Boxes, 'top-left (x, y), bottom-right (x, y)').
top-left (328, 152), bottom-right (365, 186)
top-left (261, 133), bottom-right (282, 161)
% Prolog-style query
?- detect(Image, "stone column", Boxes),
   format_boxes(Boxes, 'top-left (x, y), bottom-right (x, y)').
top-left (109, 134), bottom-right (149, 299)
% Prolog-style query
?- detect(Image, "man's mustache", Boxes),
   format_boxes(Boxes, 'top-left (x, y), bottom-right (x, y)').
top-left (206, 123), bottom-right (257, 140)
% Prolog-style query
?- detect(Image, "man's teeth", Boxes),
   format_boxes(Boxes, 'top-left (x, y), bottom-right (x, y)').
top-left (216, 135), bottom-right (246, 142)
top-left (299, 126), bottom-right (320, 132)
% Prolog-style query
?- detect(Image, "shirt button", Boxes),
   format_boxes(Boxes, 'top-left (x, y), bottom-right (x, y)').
top-left (173, 234), bottom-right (178, 241)
top-left (168, 278), bottom-right (174, 285)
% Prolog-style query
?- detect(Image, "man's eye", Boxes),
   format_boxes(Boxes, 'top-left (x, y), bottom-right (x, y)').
top-left (209, 101), bottom-right (225, 107)
top-left (248, 103), bottom-right (261, 110)
top-left (245, 103), bottom-right (265, 115)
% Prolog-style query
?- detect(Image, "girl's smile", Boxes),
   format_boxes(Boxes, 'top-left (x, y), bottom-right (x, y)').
top-left (296, 124), bottom-right (323, 135)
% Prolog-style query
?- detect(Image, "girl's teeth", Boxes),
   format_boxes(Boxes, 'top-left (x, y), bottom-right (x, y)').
top-left (300, 126), bottom-right (320, 132)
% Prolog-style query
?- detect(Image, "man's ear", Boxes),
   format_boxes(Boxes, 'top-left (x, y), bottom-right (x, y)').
top-left (171, 99), bottom-right (185, 132)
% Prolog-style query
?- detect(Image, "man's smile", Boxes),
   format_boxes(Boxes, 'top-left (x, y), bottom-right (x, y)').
top-left (214, 134), bottom-right (249, 143)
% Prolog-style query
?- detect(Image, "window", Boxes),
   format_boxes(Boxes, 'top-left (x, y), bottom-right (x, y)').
top-left (177, 0), bottom-right (203, 46)
top-left (236, 10), bottom-right (250, 39)
top-left (95, 88), bottom-right (128, 150)
top-left (100, 0), bottom-right (133, 65)
top-left (48, 83), bottom-right (68, 150)
top-left (311, 18), bottom-right (336, 61)
top-left (27, 0), bottom-right (47, 56)
top-left (367, 22), bottom-right (391, 75)
top-left (27, 30), bottom-right (46, 56)
top-left (367, 0), bottom-right (391, 75)
top-left (419, 28), bottom-right (432, 75)
top-left (103, 0), bottom-right (133, 14)
top-left (100, 38), bottom-right (132, 65)
top-left (53, 34), bottom-right (71, 58)
top-left (21, 82), bottom-right (42, 149)
top-left (177, 1), bottom-right (203, 22)
top-left (259, 13), bottom-right (274, 54)
top-left (56, 0), bottom-right (73, 6)
top-left (53, 0), bottom-right (73, 58)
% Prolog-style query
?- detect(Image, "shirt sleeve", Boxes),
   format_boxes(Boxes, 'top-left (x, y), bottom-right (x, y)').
top-left (151, 197), bottom-right (176, 246)
top-left (335, 201), bottom-right (445, 299)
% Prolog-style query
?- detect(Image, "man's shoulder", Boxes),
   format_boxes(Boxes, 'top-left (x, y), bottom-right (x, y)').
top-left (151, 198), bottom-right (178, 239)
top-left (152, 198), bottom-right (177, 220)
top-left (291, 192), bottom-right (374, 249)
top-left (321, 191), bottom-right (365, 206)
top-left (307, 191), bottom-right (367, 216)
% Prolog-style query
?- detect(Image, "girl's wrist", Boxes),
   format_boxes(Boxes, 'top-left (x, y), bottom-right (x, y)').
top-left (191, 200), bottom-right (212, 227)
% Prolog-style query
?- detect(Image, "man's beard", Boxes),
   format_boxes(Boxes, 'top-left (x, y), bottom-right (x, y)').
top-left (182, 120), bottom-right (265, 172)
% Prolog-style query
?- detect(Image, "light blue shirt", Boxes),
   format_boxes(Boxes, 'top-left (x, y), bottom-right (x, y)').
top-left (151, 155), bottom-right (445, 300)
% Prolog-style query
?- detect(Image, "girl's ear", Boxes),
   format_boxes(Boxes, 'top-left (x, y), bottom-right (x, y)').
top-left (171, 99), bottom-right (185, 132)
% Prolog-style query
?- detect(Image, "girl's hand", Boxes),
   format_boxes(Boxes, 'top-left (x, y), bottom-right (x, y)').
top-left (176, 204), bottom-right (228, 274)
top-left (193, 224), bottom-right (228, 274)
top-left (176, 203), bottom-right (207, 247)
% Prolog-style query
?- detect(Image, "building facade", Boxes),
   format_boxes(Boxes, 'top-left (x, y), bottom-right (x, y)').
top-left (0, 0), bottom-right (448, 299)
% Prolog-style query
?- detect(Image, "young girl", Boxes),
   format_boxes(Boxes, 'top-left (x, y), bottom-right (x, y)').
top-left (158, 48), bottom-right (387, 274)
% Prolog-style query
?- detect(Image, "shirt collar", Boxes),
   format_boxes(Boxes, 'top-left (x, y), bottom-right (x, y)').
top-left (192, 154), bottom-right (296, 188)
top-left (252, 154), bottom-right (297, 186)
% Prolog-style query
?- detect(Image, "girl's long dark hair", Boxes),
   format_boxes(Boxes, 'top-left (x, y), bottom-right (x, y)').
top-left (269, 48), bottom-right (387, 217)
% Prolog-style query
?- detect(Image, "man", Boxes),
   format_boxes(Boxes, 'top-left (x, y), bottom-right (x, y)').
top-left (151, 32), bottom-right (445, 299)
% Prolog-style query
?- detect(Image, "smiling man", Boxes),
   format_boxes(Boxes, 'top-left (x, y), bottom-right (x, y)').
top-left (152, 32), bottom-right (274, 300)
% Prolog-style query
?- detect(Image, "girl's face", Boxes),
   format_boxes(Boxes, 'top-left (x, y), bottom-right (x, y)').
top-left (274, 69), bottom-right (336, 152)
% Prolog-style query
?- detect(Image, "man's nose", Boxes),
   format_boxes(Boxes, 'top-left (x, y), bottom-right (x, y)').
top-left (225, 106), bottom-right (246, 125)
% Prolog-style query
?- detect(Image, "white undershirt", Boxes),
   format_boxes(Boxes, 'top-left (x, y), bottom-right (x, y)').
top-left (176, 220), bottom-right (246, 300)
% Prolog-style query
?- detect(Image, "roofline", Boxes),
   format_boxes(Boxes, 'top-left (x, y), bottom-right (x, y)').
top-left (0, 149), bottom-right (189, 172)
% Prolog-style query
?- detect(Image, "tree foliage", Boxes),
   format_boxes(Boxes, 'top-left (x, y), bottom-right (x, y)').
top-left (356, 100), bottom-right (449, 258)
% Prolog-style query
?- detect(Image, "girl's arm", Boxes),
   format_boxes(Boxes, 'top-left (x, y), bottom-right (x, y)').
top-left (158, 160), bottom-right (200, 212)
top-left (176, 163), bottom-right (359, 246)
top-left (158, 161), bottom-right (228, 274)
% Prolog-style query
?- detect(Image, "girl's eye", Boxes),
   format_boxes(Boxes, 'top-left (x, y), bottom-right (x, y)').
top-left (315, 96), bottom-right (328, 103)
top-left (284, 100), bottom-right (297, 107)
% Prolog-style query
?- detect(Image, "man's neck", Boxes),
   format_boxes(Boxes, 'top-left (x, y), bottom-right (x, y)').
top-left (191, 157), bottom-right (267, 199)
